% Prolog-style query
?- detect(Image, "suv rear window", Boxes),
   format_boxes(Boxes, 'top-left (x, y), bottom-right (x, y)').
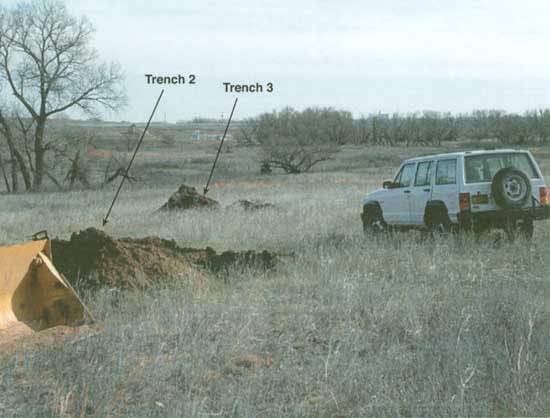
top-left (435, 159), bottom-right (457, 185)
top-left (464, 153), bottom-right (539, 184)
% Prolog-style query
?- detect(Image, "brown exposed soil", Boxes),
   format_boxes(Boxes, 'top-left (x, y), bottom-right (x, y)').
top-left (187, 246), bottom-right (277, 273)
top-left (227, 199), bottom-right (278, 211)
top-left (51, 228), bottom-right (276, 290)
top-left (159, 184), bottom-right (220, 211)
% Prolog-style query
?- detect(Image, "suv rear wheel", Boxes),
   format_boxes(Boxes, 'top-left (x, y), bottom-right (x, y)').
top-left (504, 218), bottom-right (534, 241)
top-left (362, 204), bottom-right (387, 234)
top-left (519, 219), bottom-right (534, 240)
top-left (426, 206), bottom-right (453, 235)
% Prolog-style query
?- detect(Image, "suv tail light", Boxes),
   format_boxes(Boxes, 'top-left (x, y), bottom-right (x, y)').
top-left (540, 187), bottom-right (549, 206)
top-left (459, 193), bottom-right (471, 212)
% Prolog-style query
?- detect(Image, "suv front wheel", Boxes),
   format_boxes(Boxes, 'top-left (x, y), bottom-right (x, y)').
top-left (362, 204), bottom-right (387, 234)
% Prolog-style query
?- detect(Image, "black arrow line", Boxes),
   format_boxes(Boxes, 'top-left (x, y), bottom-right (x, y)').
top-left (102, 89), bottom-right (164, 226)
top-left (203, 97), bottom-right (238, 195)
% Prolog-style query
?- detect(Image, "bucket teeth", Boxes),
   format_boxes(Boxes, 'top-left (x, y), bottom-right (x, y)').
top-left (32, 257), bottom-right (44, 267)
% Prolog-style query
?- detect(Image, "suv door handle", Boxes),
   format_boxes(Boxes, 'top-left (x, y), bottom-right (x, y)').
top-left (403, 190), bottom-right (411, 194)
top-left (423, 188), bottom-right (431, 192)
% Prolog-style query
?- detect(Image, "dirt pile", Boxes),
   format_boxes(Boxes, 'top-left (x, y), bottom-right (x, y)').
top-left (159, 184), bottom-right (220, 211)
top-left (227, 199), bottom-right (278, 211)
top-left (158, 184), bottom-right (279, 213)
top-left (51, 228), bottom-right (277, 290)
top-left (52, 228), bottom-right (198, 289)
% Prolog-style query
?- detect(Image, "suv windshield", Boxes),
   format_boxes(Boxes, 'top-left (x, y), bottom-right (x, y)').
top-left (393, 163), bottom-right (416, 188)
top-left (464, 153), bottom-right (539, 184)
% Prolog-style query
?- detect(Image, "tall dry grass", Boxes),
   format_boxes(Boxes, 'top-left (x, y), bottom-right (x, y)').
top-left (1, 144), bottom-right (550, 416)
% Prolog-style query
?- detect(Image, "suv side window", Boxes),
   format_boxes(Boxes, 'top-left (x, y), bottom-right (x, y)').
top-left (394, 163), bottom-right (416, 188)
top-left (415, 161), bottom-right (433, 186)
top-left (435, 159), bottom-right (457, 185)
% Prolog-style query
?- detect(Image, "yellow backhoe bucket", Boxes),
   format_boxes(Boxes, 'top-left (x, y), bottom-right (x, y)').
top-left (0, 239), bottom-right (86, 339)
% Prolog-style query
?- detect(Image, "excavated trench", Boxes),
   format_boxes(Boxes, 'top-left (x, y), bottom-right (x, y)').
top-left (51, 228), bottom-right (277, 290)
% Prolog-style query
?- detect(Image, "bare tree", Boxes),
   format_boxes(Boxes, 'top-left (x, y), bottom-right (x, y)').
top-left (368, 114), bottom-right (386, 145)
top-left (353, 116), bottom-right (371, 145)
top-left (235, 117), bottom-right (259, 145)
top-left (0, 107), bottom-right (33, 191)
top-left (321, 108), bottom-right (354, 145)
top-left (385, 113), bottom-right (407, 146)
top-left (102, 153), bottom-right (138, 187)
top-left (0, 0), bottom-right (126, 189)
top-left (63, 150), bottom-right (90, 188)
top-left (42, 127), bottom-right (96, 189)
top-left (256, 107), bottom-right (337, 174)
top-left (0, 152), bottom-right (10, 192)
top-left (415, 111), bottom-right (458, 146)
top-left (525, 109), bottom-right (550, 144)
top-left (120, 124), bottom-right (139, 152)
top-left (260, 139), bottom-right (335, 174)
top-left (0, 109), bottom-right (20, 191)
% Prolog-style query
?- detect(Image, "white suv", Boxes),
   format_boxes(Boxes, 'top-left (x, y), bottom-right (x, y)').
top-left (361, 150), bottom-right (550, 238)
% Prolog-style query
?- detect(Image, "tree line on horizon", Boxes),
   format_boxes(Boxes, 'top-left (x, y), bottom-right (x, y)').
top-left (236, 107), bottom-right (550, 173)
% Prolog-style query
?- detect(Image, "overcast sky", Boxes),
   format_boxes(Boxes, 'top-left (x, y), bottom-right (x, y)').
top-left (25, 0), bottom-right (550, 121)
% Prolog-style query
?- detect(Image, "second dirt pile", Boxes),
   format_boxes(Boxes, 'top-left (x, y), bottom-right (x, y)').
top-left (159, 184), bottom-right (220, 211)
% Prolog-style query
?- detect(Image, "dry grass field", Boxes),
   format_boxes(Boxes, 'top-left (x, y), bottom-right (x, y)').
top-left (2, 122), bottom-right (550, 417)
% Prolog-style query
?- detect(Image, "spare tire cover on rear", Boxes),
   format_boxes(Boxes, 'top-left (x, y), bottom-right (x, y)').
top-left (491, 167), bottom-right (532, 209)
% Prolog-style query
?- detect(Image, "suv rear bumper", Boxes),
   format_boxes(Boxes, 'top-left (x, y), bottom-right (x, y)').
top-left (458, 205), bottom-right (550, 226)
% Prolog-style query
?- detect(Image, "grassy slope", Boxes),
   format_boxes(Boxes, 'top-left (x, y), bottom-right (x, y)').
top-left (1, 126), bottom-right (550, 416)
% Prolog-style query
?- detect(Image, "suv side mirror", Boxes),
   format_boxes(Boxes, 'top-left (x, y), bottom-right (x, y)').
top-left (383, 180), bottom-right (394, 189)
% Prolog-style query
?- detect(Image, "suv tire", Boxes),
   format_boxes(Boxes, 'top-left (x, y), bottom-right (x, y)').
top-left (519, 219), bottom-right (534, 240)
top-left (505, 218), bottom-right (534, 241)
top-left (362, 204), bottom-right (387, 234)
top-left (519, 218), bottom-right (534, 240)
top-left (426, 207), bottom-right (453, 235)
top-left (491, 167), bottom-right (532, 209)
